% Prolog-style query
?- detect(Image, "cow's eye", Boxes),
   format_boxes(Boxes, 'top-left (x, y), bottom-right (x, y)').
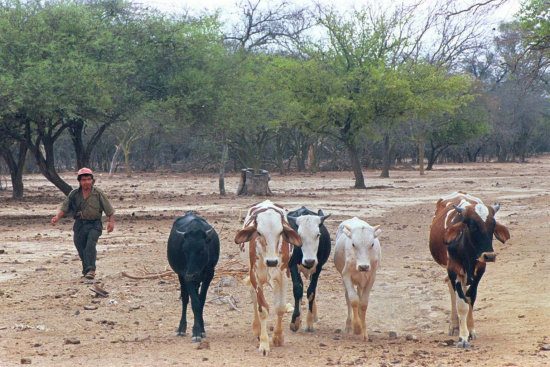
top-left (352, 243), bottom-right (356, 248)
top-left (316, 233), bottom-right (320, 238)
top-left (257, 232), bottom-right (262, 237)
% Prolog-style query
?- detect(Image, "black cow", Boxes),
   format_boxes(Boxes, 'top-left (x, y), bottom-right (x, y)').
top-left (287, 206), bottom-right (331, 332)
top-left (167, 212), bottom-right (220, 342)
top-left (429, 192), bottom-right (510, 348)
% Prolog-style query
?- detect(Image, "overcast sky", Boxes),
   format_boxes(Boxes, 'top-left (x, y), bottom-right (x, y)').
top-left (138, 0), bottom-right (522, 20)
top-left (136, 0), bottom-right (523, 40)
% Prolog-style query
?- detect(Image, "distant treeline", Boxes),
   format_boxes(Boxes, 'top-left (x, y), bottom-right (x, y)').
top-left (1, 0), bottom-right (549, 197)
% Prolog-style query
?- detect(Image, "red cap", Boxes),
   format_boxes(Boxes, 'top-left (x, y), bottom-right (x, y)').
top-left (77, 167), bottom-right (93, 177)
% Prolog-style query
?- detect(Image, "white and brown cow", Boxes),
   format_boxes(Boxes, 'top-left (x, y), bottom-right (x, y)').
top-left (429, 191), bottom-right (510, 348)
top-left (334, 217), bottom-right (381, 341)
top-left (234, 200), bottom-right (302, 355)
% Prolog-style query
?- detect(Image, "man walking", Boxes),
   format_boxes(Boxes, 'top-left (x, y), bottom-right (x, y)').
top-left (51, 168), bottom-right (115, 279)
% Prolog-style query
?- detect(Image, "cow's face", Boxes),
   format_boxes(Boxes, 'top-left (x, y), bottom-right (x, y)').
top-left (295, 215), bottom-right (322, 269)
top-left (178, 229), bottom-right (213, 281)
top-left (234, 210), bottom-right (301, 268)
top-left (448, 203), bottom-right (510, 263)
top-left (344, 225), bottom-right (381, 272)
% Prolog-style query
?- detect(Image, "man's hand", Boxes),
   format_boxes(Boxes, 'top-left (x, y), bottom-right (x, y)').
top-left (107, 215), bottom-right (114, 233)
top-left (51, 210), bottom-right (64, 226)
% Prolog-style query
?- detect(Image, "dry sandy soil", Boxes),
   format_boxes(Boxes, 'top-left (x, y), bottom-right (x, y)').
top-left (1, 158), bottom-right (549, 367)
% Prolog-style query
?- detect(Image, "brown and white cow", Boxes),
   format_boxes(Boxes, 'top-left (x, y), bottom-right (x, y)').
top-left (334, 217), bottom-right (382, 341)
top-left (234, 200), bottom-right (302, 355)
top-left (429, 191), bottom-right (510, 348)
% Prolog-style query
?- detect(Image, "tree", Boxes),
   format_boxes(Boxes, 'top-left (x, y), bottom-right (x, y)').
top-left (404, 63), bottom-right (475, 175)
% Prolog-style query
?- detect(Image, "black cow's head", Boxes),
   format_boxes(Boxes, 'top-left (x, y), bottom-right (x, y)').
top-left (176, 228), bottom-right (214, 280)
top-left (445, 203), bottom-right (510, 263)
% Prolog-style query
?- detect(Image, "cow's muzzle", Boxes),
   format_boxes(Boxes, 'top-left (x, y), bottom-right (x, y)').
top-left (302, 259), bottom-right (316, 269)
top-left (479, 252), bottom-right (496, 262)
top-left (357, 264), bottom-right (370, 272)
top-left (266, 259), bottom-right (278, 267)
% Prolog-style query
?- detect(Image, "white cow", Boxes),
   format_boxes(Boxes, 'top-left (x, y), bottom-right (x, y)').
top-left (334, 217), bottom-right (381, 341)
top-left (234, 200), bottom-right (302, 355)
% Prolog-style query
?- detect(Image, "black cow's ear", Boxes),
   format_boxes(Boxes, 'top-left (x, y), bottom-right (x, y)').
top-left (319, 213), bottom-right (331, 224)
top-left (494, 222), bottom-right (510, 243)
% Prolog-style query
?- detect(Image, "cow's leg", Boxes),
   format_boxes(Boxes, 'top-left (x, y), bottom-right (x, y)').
top-left (465, 264), bottom-right (485, 341)
top-left (344, 286), bottom-right (352, 333)
top-left (197, 269), bottom-right (214, 338)
top-left (256, 287), bottom-right (270, 355)
top-left (272, 270), bottom-right (286, 347)
top-left (446, 275), bottom-right (459, 336)
top-left (289, 265), bottom-right (303, 332)
top-left (454, 280), bottom-right (471, 348)
top-left (177, 275), bottom-right (189, 336)
top-left (250, 287), bottom-right (261, 338)
top-left (358, 279), bottom-right (374, 341)
top-left (342, 276), bottom-right (361, 335)
top-left (187, 280), bottom-right (203, 343)
top-left (305, 265), bottom-right (323, 332)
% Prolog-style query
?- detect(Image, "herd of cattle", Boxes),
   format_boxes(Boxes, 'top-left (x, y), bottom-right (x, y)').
top-left (166, 191), bottom-right (510, 355)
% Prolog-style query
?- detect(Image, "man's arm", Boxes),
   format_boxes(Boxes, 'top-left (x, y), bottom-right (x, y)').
top-left (107, 214), bottom-right (114, 233)
top-left (51, 210), bottom-right (65, 226)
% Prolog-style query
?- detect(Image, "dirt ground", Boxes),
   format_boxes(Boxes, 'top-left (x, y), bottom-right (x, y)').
top-left (1, 157), bottom-right (549, 367)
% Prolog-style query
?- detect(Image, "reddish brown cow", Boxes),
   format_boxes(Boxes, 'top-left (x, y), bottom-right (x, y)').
top-left (429, 192), bottom-right (510, 348)
top-left (234, 200), bottom-right (302, 356)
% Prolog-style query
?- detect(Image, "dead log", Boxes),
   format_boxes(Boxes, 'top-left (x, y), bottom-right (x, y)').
top-left (236, 168), bottom-right (272, 196)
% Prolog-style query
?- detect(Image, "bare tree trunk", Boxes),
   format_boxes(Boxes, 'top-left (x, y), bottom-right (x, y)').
top-left (380, 133), bottom-right (391, 178)
top-left (1, 142), bottom-right (27, 199)
top-left (346, 143), bottom-right (366, 189)
top-left (122, 145), bottom-right (132, 177)
top-left (28, 138), bottom-right (72, 195)
top-left (219, 140), bottom-right (228, 196)
top-left (418, 140), bottom-right (425, 175)
top-left (109, 145), bottom-right (121, 178)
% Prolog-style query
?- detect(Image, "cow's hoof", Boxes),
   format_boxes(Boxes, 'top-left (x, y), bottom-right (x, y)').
top-left (290, 316), bottom-right (301, 332)
top-left (191, 336), bottom-right (202, 343)
top-left (457, 338), bottom-right (471, 349)
top-left (201, 332), bottom-right (207, 338)
top-left (177, 331), bottom-right (186, 337)
top-left (305, 327), bottom-right (314, 333)
top-left (259, 342), bottom-right (270, 356)
top-left (469, 331), bottom-right (477, 340)
top-left (272, 334), bottom-right (283, 347)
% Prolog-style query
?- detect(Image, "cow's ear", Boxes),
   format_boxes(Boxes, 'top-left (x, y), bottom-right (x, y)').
top-left (234, 225), bottom-right (256, 244)
top-left (373, 225), bottom-right (381, 238)
top-left (494, 222), bottom-right (510, 243)
top-left (283, 223), bottom-right (302, 247)
top-left (444, 222), bottom-right (466, 244)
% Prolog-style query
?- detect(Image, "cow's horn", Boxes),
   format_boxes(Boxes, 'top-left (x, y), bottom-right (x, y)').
top-left (453, 204), bottom-right (466, 215)
top-left (206, 228), bottom-right (214, 235)
top-left (320, 213), bottom-right (331, 222)
top-left (176, 229), bottom-right (186, 236)
top-left (373, 225), bottom-right (380, 231)
top-left (492, 203), bottom-right (500, 214)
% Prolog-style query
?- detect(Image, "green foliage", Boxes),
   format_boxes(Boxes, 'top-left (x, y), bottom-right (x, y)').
top-left (519, 0), bottom-right (550, 48)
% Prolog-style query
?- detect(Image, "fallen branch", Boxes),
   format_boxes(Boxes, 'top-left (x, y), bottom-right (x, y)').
top-left (121, 271), bottom-right (174, 280)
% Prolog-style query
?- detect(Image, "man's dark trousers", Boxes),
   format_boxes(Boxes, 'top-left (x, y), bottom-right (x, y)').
top-left (73, 219), bottom-right (102, 275)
